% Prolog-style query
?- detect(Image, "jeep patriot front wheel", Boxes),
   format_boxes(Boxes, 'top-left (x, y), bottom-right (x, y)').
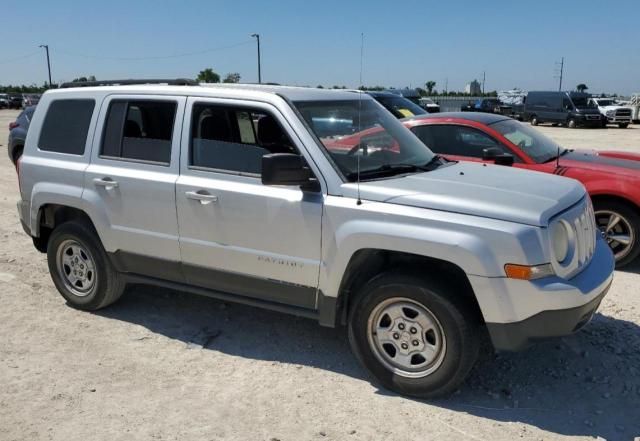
top-left (348, 272), bottom-right (480, 398)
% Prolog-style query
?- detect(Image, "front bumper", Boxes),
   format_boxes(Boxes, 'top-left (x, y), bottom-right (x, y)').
top-left (469, 236), bottom-right (615, 351)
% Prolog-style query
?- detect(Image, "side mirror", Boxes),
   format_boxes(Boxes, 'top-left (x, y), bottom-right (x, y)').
top-left (482, 148), bottom-right (514, 166)
top-left (482, 147), bottom-right (502, 160)
top-left (261, 153), bottom-right (319, 190)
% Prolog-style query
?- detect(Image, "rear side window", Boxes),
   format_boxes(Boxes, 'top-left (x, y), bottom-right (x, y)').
top-left (38, 99), bottom-right (95, 155)
top-left (101, 100), bottom-right (176, 165)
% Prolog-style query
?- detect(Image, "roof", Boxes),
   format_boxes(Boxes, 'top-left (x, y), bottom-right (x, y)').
top-left (405, 111), bottom-right (511, 125)
top-left (52, 81), bottom-right (363, 102)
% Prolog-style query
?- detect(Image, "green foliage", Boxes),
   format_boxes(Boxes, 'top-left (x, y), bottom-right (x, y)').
top-left (0, 83), bottom-right (50, 93)
top-left (71, 75), bottom-right (97, 83)
top-left (576, 83), bottom-right (588, 93)
top-left (196, 68), bottom-right (221, 83)
top-left (425, 81), bottom-right (436, 94)
top-left (222, 72), bottom-right (241, 83)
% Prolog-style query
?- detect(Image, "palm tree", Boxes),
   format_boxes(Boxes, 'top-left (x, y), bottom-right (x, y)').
top-left (425, 81), bottom-right (436, 94)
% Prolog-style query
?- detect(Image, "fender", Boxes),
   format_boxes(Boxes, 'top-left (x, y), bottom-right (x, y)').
top-left (318, 199), bottom-right (548, 301)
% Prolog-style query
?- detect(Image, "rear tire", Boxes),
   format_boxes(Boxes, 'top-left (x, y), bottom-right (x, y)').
top-left (594, 200), bottom-right (640, 268)
top-left (348, 272), bottom-right (480, 398)
top-left (47, 221), bottom-right (126, 310)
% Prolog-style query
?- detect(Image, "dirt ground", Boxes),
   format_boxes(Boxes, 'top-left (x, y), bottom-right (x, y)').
top-left (0, 108), bottom-right (639, 441)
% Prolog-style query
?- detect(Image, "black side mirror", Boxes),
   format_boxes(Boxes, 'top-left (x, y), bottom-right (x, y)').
top-left (482, 147), bottom-right (503, 160)
top-left (482, 148), bottom-right (514, 166)
top-left (262, 153), bottom-right (319, 190)
top-left (494, 153), bottom-right (515, 166)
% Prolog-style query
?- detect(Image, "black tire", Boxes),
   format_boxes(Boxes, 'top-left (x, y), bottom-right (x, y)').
top-left (348, 272), bottom-right (480, 398)
top-left (567, 118), bottom-right (577, 129)
top-left (593, 200), bottom-right (640, 268)
top-left (601, 119), bottom-right (608, 128)
top-left (530, 115), bottom-right (539, 126)
top-left (618, 123), bottom-right (629, 129)
top-left (47, 221), bottom-right (126, 310)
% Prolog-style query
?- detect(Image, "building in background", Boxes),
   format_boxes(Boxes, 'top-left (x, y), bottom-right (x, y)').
top-left (465, 80), bottom-right (481, 95)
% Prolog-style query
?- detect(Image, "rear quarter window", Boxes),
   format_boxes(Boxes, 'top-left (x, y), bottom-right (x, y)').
top-left (38, 99), bottom-right (95, 155)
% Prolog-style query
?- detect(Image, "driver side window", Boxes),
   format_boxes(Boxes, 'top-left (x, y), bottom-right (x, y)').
top-left (412, 125), bottom-right (508, 159)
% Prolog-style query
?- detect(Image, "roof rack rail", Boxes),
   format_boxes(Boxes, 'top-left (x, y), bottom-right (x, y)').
top-left (59, 78), bottom-right (198, 88)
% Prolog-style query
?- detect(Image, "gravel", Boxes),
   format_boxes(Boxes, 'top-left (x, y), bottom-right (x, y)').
top-left (0, 109), bottom-right (639, 440)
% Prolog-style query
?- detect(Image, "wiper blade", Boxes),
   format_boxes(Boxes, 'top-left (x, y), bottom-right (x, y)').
top-left (347, 163), bottom-right (428, 180)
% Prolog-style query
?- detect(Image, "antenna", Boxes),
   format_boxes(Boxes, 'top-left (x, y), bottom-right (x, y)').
top-left (356, 32), bottom-right (364, 206)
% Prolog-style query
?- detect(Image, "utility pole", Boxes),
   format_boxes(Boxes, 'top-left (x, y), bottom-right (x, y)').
top-left (251, 34), bottom-right (261, 83)
top-left (39, 44), bottom-right (52, 87)
top-left (555, 57), bottom-right (564, 91)
top-left (482, 71), bottom-right (486, 94)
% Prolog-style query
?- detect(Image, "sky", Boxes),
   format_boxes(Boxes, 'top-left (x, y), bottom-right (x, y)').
top-left (1, 0), bottom-right (639, 95)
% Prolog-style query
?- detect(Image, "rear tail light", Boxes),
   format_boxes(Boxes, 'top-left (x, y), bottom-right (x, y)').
top-left (9, 121), bottom-right (19, 130)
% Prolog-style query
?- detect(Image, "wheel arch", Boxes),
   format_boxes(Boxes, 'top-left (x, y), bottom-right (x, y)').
top-left (333, 249), bottom-right (484, 328)
top-left (32, 203), bottom-right (100, 253)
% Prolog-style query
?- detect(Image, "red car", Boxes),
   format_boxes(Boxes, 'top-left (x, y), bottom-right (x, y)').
top-left (400, 112), bottom-right (640, 267)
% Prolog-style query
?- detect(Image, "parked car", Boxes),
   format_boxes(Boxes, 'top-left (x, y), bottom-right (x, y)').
top-left (524, 91), bottom-right (603, 128)
top-left (588, 97), bottom-right (631, 128)
top-left (8, 106), bottom-right (35, 165)
top-left (16, 81), bottom-right (613, 398)
top-left (401, 112), bottom-right (640, 266)
top-left (22, 93), bottom-right (41, 108)
top-left (0, 93), bottom-right (8, 109)
top-left (366, 91), bottom-right (427, 118)
top-left (384, 88), bottom-right (422, 105)
top-left (461, 98), bottom-right (512, 115)
top-left (628, 93), bottom-right (640, 124)
top-left (418, 97), bottom-right (440, 113)
top-left (8, 94), bottom-right (23, 109)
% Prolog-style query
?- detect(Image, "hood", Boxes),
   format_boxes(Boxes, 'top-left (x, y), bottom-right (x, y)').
top-left (561, 149), bottom-right (640, 178)
top-left (574, 107), bottom-right (601, 114)
top-left (341, 161), bottom-right (585, 226)
top-left (598, 105), bottom-right (627, 111)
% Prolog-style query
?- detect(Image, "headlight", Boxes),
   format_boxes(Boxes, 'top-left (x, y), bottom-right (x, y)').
top-left (606, 110), bottom-right (615, 116)
top-left (551, 221), bottom-right (570, 263)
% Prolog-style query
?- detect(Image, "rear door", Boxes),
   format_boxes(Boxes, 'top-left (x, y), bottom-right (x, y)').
top-left (83, 95), bottom-right (186, 281)
top-left (175, 97), bottom-right (323, 308)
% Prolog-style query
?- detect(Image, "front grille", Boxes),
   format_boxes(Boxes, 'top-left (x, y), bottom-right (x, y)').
top-left (550, 199), bottom-right (597, 279)
top-left (615, 109), bottom-right (631, 117)
top-left (586, 115), bottom-right (601, 120)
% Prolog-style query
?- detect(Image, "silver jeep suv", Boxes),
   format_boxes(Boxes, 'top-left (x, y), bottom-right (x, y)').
top-left (15, 80), bottom-right (614, 398)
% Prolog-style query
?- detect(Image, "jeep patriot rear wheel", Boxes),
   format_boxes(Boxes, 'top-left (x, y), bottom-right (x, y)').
top-left (348, 272), bottom-right (480, 398)
top-left (47, 221), bottom-right (126, 310)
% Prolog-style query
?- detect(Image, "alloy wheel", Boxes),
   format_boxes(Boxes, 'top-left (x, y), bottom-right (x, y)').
top-left (595, 210), bottom-right (635, 261)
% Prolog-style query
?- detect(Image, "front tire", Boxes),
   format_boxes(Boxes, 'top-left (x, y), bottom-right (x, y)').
top-left (47, 221), bottom-right (126, 310)
top-left (530, 115), bottom-right (539, 126)
top-left (619, 123), bottom-right (629, 129)
top-left (567, 118), bottom-right (577, 129)
top-left (348, 272), bottom-right (480, 398)
top-left (594, 200), bottom-right (640, 268)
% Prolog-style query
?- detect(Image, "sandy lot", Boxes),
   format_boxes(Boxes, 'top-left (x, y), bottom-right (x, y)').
top-left (0, 109), bottom-right (639, 441)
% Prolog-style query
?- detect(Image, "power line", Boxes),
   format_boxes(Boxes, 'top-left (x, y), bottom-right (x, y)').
top-left (55, 40), bottom-right (254, 61)
top-left (0, 50), bottom-right (41, 65)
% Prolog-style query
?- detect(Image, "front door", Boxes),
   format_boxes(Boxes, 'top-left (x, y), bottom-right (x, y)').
top-left (175, 97), bottom-right (323, 309)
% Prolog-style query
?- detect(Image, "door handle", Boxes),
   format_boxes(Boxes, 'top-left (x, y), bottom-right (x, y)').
top-left (93, 177), bottom-right (119, 189)
top-left (185, 190), bottom-right (218, 205)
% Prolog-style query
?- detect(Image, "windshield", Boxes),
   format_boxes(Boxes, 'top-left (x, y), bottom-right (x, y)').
top-left (295, 98), bottom-right (436, 181)
top-left (374, 95), bottom-right (427, 118)
top-left (571, 97), bottom-right (595, 108)
top-left (596, 99), bottom-right (615, 106)
top-left (490, 119), bottom-right (561, 163)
